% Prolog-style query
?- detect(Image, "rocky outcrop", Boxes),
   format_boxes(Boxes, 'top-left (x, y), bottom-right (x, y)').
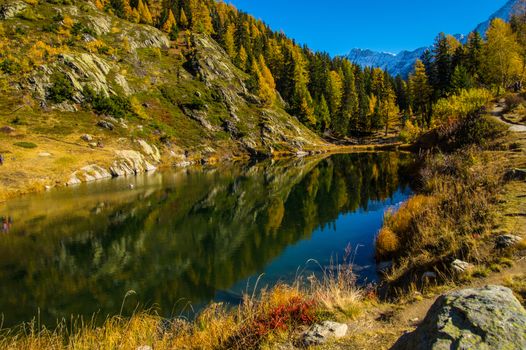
top-left (67, 141), bottom-right (160, 186)
top-left (137, 139), bottom-right (161, 163)
top-left (67, 164), bottom-right (112, 186)
top-left (391, 285), bottom-right (526, 350)
top-left (496, 234), bottom-right (522, 248)
top-left (301, 321), bottom-right (348, 346)
top-left (181, 107), bottom-right (216, 131)
top-left (109, 150), bottom-right (156, 177)
top-left (0, 1), bottom-right (27, 20)
top-left (60, 53), bottom-right (113, 98)
top-left (119, 22), bottom-right (170, 51)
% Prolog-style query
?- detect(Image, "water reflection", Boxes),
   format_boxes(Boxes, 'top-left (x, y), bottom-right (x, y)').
top-left (0, 152), bottom-right (413, 327)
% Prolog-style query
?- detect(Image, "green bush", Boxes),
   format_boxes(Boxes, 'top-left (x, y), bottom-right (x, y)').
top-left (437, 114), bottom-right (507, 150)
top-left (42, 23), bottom-right (60, 33)
top-left (0, 59), bottom-right (21, 75)
top-left (48, 73), bottom-right (74, 103)
top-left (83, 87), bottom-right (133, 118)
top-left (71, 22), bottom-right (96, 37)
top-left (17, 8), bottom-right (38, 21)
top-left (14, 142), bottom-right (37, 149)
top-left (433, 88), bottom-right (493, 121)
top-left (184, 97), bottom-right (206, 110)
top-left (159, 85), bottom-right (179, 105)
top-left (455, 114), bottom-right (506, 148)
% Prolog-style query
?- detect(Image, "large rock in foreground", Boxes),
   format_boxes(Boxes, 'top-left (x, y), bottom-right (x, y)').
top-left (391, 285), bottom-right (526, 350)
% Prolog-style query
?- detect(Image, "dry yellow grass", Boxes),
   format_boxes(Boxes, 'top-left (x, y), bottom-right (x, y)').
top-left (0, 265), bottom-right (364, 350)
top-left (0, 124), bottom-right (134, 202)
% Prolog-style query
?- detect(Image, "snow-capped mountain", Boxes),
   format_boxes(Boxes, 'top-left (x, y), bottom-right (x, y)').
top-left (474, 0), bottom-right (520, 36)
top-left (345, 47), bottom-right (428, 78)
top-left (344, 0), bottom-right (521, 78)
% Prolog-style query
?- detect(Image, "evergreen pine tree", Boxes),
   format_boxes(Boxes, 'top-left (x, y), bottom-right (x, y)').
top-left (409, 60), bottom-right (432, 127)
top-left (161, 9), bottom-right (177, 33)
top-left (315, 95), bottom-right (331, 131)
top-left (179, 8), bottom-right (189, 28)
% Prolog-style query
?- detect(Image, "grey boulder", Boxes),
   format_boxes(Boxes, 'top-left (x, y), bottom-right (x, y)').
top-left (391, 285), bottom-right (526, 350)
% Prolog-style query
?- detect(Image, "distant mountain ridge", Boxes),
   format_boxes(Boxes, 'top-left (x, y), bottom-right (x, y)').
top-left (344, 0), bottom-right (520, 77)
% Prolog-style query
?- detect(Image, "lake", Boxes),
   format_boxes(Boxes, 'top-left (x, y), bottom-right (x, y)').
top-left (0, 152), bottom-right (414, 327)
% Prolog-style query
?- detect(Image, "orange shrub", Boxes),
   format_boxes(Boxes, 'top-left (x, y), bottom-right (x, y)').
top-left (376, 195), bottom-right (436, 260)
top-left (387, 195), bottom-right (434, 234)
top-left (376, 227), bottom-right (400, 259)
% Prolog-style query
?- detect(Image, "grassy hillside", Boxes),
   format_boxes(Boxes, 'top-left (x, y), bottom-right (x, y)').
top-left (0, 0), bottom-right (335, 200)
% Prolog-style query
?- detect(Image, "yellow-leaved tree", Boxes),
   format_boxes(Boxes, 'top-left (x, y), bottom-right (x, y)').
top-left (409, 59), bottom-right (432, 127)
top-left (161, 9), bottom-right (177, 33)
top-left (179, 9), bottom-right (189, 28)
top-left (327, 70), bottom-right (343, 118)
top-left (189, 0), bottom-right (213, 34)
top-left (482, 18), bottom-right (524, 92)
top-left (256, 55), bottom-right (276, 106)
top-left (137, 0), bottom-right (153, 25)
top-left (223, 23), bottom-right (236, 58)
top-left (237, 45), bottom-right (248, 71)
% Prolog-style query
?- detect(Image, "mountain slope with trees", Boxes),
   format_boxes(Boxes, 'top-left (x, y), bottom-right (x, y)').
top-left (0, 0), bottom-right (408, 198)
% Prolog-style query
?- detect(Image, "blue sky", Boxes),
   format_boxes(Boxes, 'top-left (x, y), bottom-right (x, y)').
top-left (228, 0), bottom-right (508, 55)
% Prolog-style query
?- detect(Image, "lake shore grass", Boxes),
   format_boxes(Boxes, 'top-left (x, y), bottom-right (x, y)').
top-left (0, 258), bottom-right (366, 350)
top-left (374, 98), bottom-right (526, 295)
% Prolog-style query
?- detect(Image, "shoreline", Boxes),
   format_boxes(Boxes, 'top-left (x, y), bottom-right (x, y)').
top-left (0, 141), bottom-right (406, 203)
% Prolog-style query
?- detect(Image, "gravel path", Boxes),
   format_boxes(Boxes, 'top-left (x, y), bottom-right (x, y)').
top-left (490, 104), bottom-right (526, 132)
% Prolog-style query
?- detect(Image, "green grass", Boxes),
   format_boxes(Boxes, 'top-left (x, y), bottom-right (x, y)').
top-left (13, 142), bottom-right (37, 149)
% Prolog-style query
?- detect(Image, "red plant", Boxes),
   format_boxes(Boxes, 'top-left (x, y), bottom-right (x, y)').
top-left (251, 297), bottom-right (317, 337)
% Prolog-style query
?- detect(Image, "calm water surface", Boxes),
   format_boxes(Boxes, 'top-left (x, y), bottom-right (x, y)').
top-left (0, 153), bottom-right (413, 327)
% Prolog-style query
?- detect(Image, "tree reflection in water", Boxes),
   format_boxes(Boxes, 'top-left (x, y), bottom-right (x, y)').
top-left (0, 152), bottom-right (413, 327)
